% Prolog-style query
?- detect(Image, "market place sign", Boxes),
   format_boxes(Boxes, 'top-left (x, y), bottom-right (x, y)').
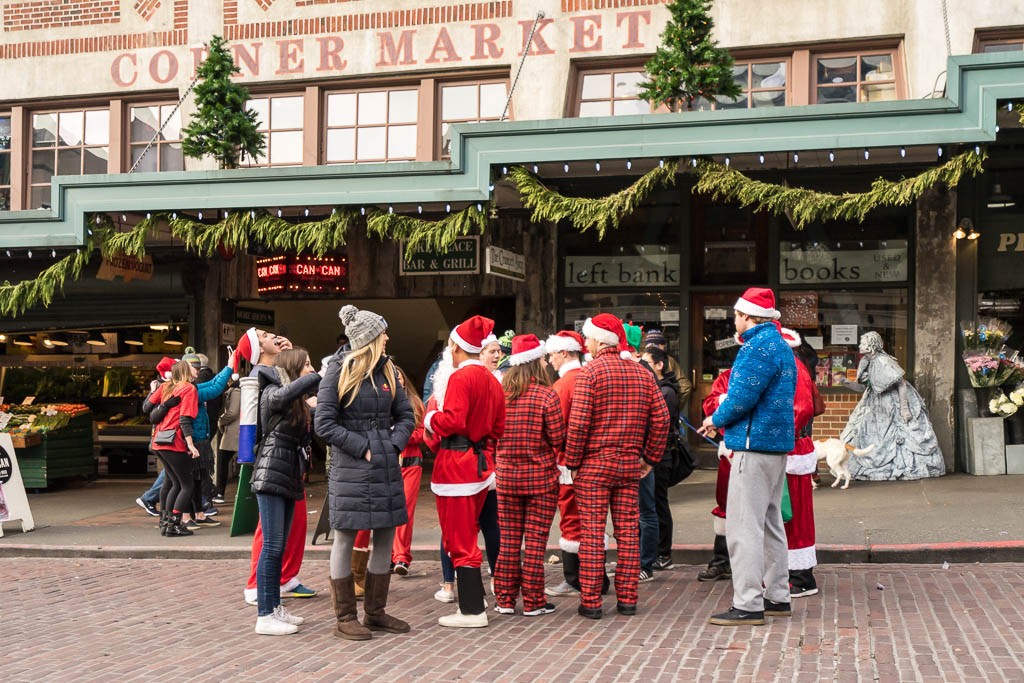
top-left (779, 241), bottom-right (908, 285)
top-left (400, 236), bottom-right (479, 276)
top-left (564, 250), bottom-right (680, 288)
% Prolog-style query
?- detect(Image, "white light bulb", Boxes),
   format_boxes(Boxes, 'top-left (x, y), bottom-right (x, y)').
top-left (864, 149), bottom-right (870, 160)
top-left (900, 147), bottom-right (906, 158)
top-left (198, 211), bottom-right (203, 220)
top-left (626, 159), bottom-right (632, 170)
top-left (595, 161), bottom-right (601, 172)
top-left (563, 163), bottom-right (569, 173)
top-left (793, 152), bottom-right (799, 163)
top-left (724, 156), bottom-right (730, 167)
top-left (829, 151), bottom-right (835, 163)
top-left (758, 154), bottom-right (765, 165)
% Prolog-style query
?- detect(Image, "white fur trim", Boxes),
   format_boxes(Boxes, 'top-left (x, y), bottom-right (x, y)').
top-left (733, 297), bottom-right (780, 320)
top-left (545, 334), bottom-right (582, 354)
top-left (786, 452), bottom-right (819, 475)
top-left (788, 546), bottom-right (817, 571)
top-left (458, 359), bottom-right (486, 369)
top-left (481, 333), bottom-right (498, 348)
top-left (450, 327), bottom-right (482, 354)
top-left (280, 577), bottom-right (300, 592)
top-left (559, 537), bottom-right (580, 554)
top-left (717, 441), bottom-right (733, 459)
top-left (781, 327), bottom-right (802, 348)
top-left (582, 318), bottom-right (619, 347)
top-left (557, 464), bottom-right (574, 485)
top-left (557, 359), bottom-right (582, 377)
top-left (423, 409), bottom-right (438, 433)
top-left (508, 344), bottom-right (546, 366)
top-left (243, 587), bottom-right (257, 602)
top-left (620, 350), bottom-right (634, 359)
top-left (713, 517), bottom-right (727, 536)
top-left (431, 472), bottom-right (495, 497)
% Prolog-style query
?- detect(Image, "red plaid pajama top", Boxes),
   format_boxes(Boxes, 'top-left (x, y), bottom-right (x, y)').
top-left (496, 382), bottom-right (566, 496)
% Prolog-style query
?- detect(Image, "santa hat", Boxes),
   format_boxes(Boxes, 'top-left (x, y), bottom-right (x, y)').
top-left (780, 327), bottom-right (802, 348)
top-left (582, 313), bottom-right (625, 348)
top-left (233, 327), bottom-right (260, 380)
top-left (733, 287), bottom-right (781, 320)
top-left (508, 334), bottom-right (546, 366)
top-left (480, 333), bottom-right (499, 349)
top-left (155, 357), bottom-right (176, 381)
top-left (450, 315), bottom-right (495, 354)
top-left (545, 330), bottom-right (584, 354)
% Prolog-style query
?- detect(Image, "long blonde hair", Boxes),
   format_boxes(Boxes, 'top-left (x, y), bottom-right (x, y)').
top-left (337, 333), bottom-right (397, 407)
top-left (161, 360), bottom-right (194, 401)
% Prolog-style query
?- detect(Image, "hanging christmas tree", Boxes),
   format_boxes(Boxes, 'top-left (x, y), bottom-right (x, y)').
top-left (637, 0), bottom-right (742, 112)
top-left (182, 35), bottom-right (265, 169)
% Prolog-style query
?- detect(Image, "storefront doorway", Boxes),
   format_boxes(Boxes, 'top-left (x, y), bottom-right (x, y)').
top-left (688, 292), bottom-right (741, 450)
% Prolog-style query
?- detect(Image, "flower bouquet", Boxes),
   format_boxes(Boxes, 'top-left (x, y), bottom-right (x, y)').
top-left (963, 349), bottom-right (1003, 387)
top-left (989, 390), bottom-right (1019, 418)
top-left (961, 318), bottom-right (1016, 387)
top-left (960, 318), bottom-right (1013, 350)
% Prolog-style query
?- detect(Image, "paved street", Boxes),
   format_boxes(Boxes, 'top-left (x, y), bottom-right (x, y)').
top-left (4, 558), bottom-right (1024, 682)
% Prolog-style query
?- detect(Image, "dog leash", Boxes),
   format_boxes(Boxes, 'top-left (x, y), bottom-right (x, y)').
top-left (679, 415), bottom-right (719, 447)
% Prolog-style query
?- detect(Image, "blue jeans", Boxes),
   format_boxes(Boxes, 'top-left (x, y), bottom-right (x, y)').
top-left (441, 488), bottom-right (501, 583)
top-left (639, 471), bottom-right (658, 573)
top-left (140, 469), bottom-right (165, 506)
top-left (255, 494), bottom-right (295, 617)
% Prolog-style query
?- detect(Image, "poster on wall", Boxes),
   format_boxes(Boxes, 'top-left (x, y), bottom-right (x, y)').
top-left (779, 292), bottom-right (819, 328)
top-left (0, 432), bottom-right (36, 535)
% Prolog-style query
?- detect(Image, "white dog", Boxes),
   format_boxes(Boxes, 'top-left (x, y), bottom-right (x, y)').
top-left (813, 439), bottom-right (876, 490)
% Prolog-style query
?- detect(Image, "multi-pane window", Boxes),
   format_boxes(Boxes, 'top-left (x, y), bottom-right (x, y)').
top-left (440, 81), bottom-right (508, 156)
top-left (978, 35), bottom-right (1024, 53)
top-left (325, 88), bottom-right (418, 163)
top-left (243, 95), bottom-right (304, 167)
top-left (30, 108), bottom-right (110, 209)
top-left (129, 104), bottom-right (184, 173)
top-left (815, 51), bottom-right (898, 104)
top-left (0, 114), bottom-right (10, 211)
top-left (577, 69), bottom-right (650, 117)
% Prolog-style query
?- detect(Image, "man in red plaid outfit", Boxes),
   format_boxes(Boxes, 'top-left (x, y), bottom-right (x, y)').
top-left (493, 334), bottom-right (566, 617)
top-left (565, 314), bottom-right (670, 619)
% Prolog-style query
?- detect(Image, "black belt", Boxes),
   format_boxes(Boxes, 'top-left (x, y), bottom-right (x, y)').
top-left (343, 417), bottom-right (392, 430)
top-left (441, 435), bottom-right (489, 477)
top-left (401, 456), bottom-right (423, 468)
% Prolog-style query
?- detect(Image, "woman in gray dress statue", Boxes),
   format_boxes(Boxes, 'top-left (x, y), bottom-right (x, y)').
top-left (840, 332), bottom-right (945, 480)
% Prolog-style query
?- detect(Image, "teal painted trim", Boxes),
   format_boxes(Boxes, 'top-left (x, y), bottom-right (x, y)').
top-left (1, 53), bottom-right (1023, 249)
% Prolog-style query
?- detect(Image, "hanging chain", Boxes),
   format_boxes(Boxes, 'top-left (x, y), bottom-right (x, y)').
top-left (940, 0), bottom-right (952, 57)
top-left (501, 11), bottom-right (545, 122)
top-left (128, 74), bottom-right (200, 173)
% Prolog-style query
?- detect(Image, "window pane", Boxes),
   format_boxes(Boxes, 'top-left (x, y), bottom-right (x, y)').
top-left (358, 91), bottom-right (388, 125)
top-left (327, 93), bottom-right (356, 127)
top-left (753, 62), bottom-right (786, 89)
top-left (269, 131), bottom-right (302, 164)
top-left (579, 101), bottom-right (612, 117)
top-left (613, 71), bottom-right (645, 99)
top-left (817, 86), bottom-right (856, 104)
top-left (442, 85), bottom-right (478, 121)
top-left (161, 107), bottom-right (182, 141)
top-left (715, 94), bottom-right (747, 110)
top-left (479, 83), bottom-right (507, 119)
top-left (984, 42), bottom-right (1024, 53)
top-left (0, 116), bottom-right (10, 147)
top-left (862, 54), bottom-right (894, 79)
top-left (387, 124), bottom-right (417, 159)
top-left (31, 151), bottom-right (55, 183)
top-left (730, 65), bottom-right (749, 91)
top-left (613, 99), bottom-right (652, 116)
top-left (388, 90), bottom-right (418, 124)
top-left (130, 145), bottom-right (158, 173)
top-left (130, 106), bottom-right (159, 143)
top-left (84, 110), bottom-right (109, 145)
top-left (248, 98), bottom-right (269, 129)
top-left (580, 73), bottom-right (611, 100)
top-left (752, 90), bottom-right (786, 107)
top-left (326, 128), bottom-right (355, 162)
top-left (58, 111), bottom-right (84, 146)
top-left (0, 188), bottom-right (9, 212)
top-left (0, 153), bottom-right (10, 184)
top-left (160, 143), bottom-right (184, 172)
top-left (861, 82), bottom-right (896, 102)
top-left (83, 146), bottom-right (108, 175)
top-left (270, 96), bottom-right (303, 129)
top-left (33, 113), bottom-right (57, 147)
top-left (30, 185), bottom-right (50, 209)
top-left (58, 147), bottom-right (82, 175)
top-left (817, 56), bottom-right (857, 84)
top-left (356, 127), bottom-right (386, 160)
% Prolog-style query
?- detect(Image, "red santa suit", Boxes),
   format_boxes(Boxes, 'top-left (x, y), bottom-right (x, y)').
top-left (547, 332), bottom-right (585, 556)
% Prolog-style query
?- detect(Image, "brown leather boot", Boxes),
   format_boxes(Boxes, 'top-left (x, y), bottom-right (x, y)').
top-left (351, 549), bottom-right (369, 600)
top-left (363, 572), bottom-right (410, 633)
top-left (328, 576), bottom-right (371, 641)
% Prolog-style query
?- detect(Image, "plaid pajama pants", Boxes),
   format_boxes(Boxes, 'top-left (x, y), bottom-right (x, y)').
top-left (494, 488), bottom-right (557, 612)
top-left (576, 470), bottom-right (640, 609)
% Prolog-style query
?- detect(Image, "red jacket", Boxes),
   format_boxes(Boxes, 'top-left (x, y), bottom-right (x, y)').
top-left (496, 382), bottom-right (565, 496)
top-left (147, 382), bottom-right (198, 453)
top-left (425, 361), bottom-right (506, 495)
top-left (564, 347), bottom-right (670, 475)
top-left (787, 361), bottom-right (818, 473)
top-left (551, 364), bottom-right (581, 468)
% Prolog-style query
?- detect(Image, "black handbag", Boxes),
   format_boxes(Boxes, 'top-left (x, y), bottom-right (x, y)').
top-left (666, 431), bottom-right (698, 486)
top-left (153, 428), bottom-right (177, 446)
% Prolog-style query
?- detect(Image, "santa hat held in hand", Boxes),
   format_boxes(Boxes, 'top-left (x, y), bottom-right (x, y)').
top-left (507, 334), bottom-right (546, 366)
top-left (450, 315), bottom-right (495, 354)
top-left (232, 327), bottom-right (261, 380)
top-left (733, 287), bottom-right (781, 320)
top-left (780, 327), bottom-right (802, 348)
top-left (545, 330), bottom-right (584, 355)
top-left (156, 357), bottom-right (177, 382)
top-left (582, 313), bottom-right (626, 348)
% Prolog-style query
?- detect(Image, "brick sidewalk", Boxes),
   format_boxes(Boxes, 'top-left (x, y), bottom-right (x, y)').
top-left (4, 559), bottom-right (1024, 682)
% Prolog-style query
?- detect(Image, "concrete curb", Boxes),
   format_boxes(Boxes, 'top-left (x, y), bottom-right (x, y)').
top-left (4, 541), bottom-right (1024, 563)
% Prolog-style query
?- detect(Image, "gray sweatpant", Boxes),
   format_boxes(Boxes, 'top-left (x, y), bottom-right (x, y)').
top-left (725, 450), bottom-right (789, 612)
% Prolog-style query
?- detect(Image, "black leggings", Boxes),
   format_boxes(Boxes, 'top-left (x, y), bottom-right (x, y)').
top-left (157, 449), bottom-right (195, 514)
top-left (215, 449), bottom-right (236, 497)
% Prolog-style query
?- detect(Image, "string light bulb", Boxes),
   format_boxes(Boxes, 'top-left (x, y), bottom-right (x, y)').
top-left (900, 147), bottom-right (906, 158)
top-left (793, 152), bottom-right (799, 164)
top-left (595, 161), bottom-right (601, 172)
top-left (724, 156), bottom-right (730, 167)
top-left (828, 151), bottom-right (835, 163)
top-left (937, 146), bottom-right (943, 158)
top-left (758, 154), bottom-right (765, 165)
top-left (563, 163), bottom-right (569, 173)
top-left (626, 159), bottom-right (632, 170)
top-left (863, 148), bottom-right (870, 160)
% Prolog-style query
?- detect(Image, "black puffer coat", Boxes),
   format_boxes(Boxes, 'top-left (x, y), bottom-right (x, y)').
top-left (315, 352), bottom-right (415, 530)
top-left (250, 367), bottom-right (322, 500)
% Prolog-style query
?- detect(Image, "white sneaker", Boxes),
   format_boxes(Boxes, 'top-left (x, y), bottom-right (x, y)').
top-left (434, 585), bottom-right (455, 603)
top-left (243, 588), bottom-right (258, 606)
top-left (438, 609), bottom-right (488, 628)
top-left (494, 605), bottom-right (515, 615)
top-left (255, 615), bottom-right (298, 635)
top-left (273, 605), bottom-right (304, 625)
top-left (545, 581), bottom-right (580, 597)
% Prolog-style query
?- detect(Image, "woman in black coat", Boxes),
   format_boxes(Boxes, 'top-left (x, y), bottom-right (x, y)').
top-left (251, 347), bottom-right (321, 636)
top-left (315, 305), bottom-right (415, 641)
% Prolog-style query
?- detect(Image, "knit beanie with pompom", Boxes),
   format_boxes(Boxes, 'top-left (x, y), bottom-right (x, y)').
top-left (339, 305), bottom-right (388, 350)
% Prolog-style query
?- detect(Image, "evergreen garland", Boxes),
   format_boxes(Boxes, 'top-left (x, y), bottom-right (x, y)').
top-left (0, 241), bottom-right (95, 316)
top-left (510, 161), bottom-right (678, 238)
top-left (367, 205), bottom-right (488, 257)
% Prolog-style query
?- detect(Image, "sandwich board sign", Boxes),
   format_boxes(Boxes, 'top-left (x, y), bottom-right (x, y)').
top-left (0, 432), bottom-right (36, 536)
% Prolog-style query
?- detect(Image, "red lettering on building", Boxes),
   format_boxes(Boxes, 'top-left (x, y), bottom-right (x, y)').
top-left (616, 10), bottom-right (650, 49)
top-left (518, 18), bottom-right (555, 56)
top-left (149, 50), bottom-right (178, 84)
top-left (377, 30), bottom-right (417, 66)
top-left (232, 43), bottom-right (262, 77)
top-left (276, 39), bottom-right (305, 75)
top-left (111, 53), bottom-right (138, 87)
top-left (570, 15), bottom-right (603, 53)
top-left (426, 27), bottom-right (462, 63)
top-left (316, 36), bottom-right (347, 72)
top-left (471, 24), bottom-right (503, 60)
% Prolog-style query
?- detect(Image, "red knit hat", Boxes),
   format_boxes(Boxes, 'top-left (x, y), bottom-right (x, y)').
top-left (450, 315), bottom-right (495, 354)
top-left (545, 330), bottom-right (584, 354)
top-left (582, 313), bottom-right (625, 348)
top-left (734, 287), bottom-right (780, 320)
top-left (508, 334), bottom-right (546, 366)
top-left (233, 327), bottom-right (260, 380)
top-left (155, 357), bottom-right (176, 381)
top-left (780, 327), bottom-right (802, 348)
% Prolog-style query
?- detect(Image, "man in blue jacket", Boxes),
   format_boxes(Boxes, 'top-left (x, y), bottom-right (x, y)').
top-left (699, 288), bottom-right (796, 626)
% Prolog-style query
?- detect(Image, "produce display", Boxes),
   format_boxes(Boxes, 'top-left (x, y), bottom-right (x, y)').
top-left (0, 403), bottom-right (91, 435)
